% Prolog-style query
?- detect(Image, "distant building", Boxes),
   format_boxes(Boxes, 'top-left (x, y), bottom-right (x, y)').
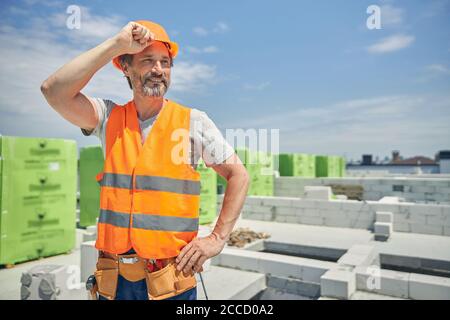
top-left (347, 150), bottom-right (445, 174)
top-left (437, 150), bottom-right (450, 174)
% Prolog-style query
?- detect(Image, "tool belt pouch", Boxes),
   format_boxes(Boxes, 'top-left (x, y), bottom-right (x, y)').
top-left (118, 255), bottom-right (147, 282)
top-left (94, 257), bottom-right (119, 300)
top-left (146, 262), bottom-right (197, 300)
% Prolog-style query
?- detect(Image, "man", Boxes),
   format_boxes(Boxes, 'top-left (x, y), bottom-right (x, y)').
top-left (41, 20), bottom-right (249, 300)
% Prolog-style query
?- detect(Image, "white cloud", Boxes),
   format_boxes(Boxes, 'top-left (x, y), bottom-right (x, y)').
top-left (171, 62), bottom-right (217, 92)
top-left (186, 45), bottom-right (219, 54)
top-left (48, 6), bottom-right (124, 45)
top-left (367, 34), bottom-right (415, 54)
top-left (243, 82), bottom-right (270, 91)
top-left (213, 22), bottom-right (230, 33)
top-left (425, 64), bottom-right (450, 75)
top-left (380, 5), bottom-right (404, 26)
top-left (416, 64), bottom-right (450, 82)
top-left (193, 22), bottom-right (230, 36)
top-left (193, 27), bottom-right (209, 36)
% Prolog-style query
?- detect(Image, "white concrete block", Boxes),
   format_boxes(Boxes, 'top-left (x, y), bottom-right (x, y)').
top-left (80, 241), bottom-right (99, 283)
top-left (320, 267), bottom-right (356, 300)
top-left (292, 199), bottom-right (320, 209)
top-left (394, 223), bottom-right (411, 233)
top-left (376, 211), bottom-right (393, 223)
top-left (248, 205), bottom-right (274, 214)
top-left (275, 207), bottom-right (297, 216)
top-left (302, 208), bottom-right (321, 217)
top-left (426, 214), bottom-right (449, 227)
top-left (410, 223), bottom-right (443, 236)
top-left (323, 217), bottom-right (353, 228)
top-left (379, 197), bottom-right (403, 204)
top-left (303, 186), bottom-right (332, 200)
top-left (262, 197), bottom-right (295, 207)
top-left (409, 212), bottom-right (427, 224)
top-left (338, 245), bottom-right (377, 268)
top-left (364, 191), bottom-right (383, 200)
top-left (316, 200), bottom-right (343, 210)
top-left (409, 204), bottom-right (442, 216)
top-left (284, 216), bottom-right (299, 223)
top-left (355, 267), bottom-right (409, 298)
top-left (342, 201), bottom-right (366, 211)
top-left (298, 216), bottom-right (324, 226)
top-left (350, 219), bottom-right (374, 229)
top-left (374, 222), bottom-right (392, 236)
top-left (409, 273), bottom-right (450, 300)
top-left (86, 225), bottom-right (97, 234)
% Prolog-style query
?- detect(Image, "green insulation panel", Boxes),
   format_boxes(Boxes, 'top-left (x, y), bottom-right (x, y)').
top-left (197, 160), bottom-right (217, 225)
top-left (0, 136), bottom-right (77, 265)
top-left (279, 153), bottom-right (316, 177)
top-left (79, 146), bottom-right (104, 227)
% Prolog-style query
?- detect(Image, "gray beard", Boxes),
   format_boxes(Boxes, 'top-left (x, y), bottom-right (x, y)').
top-left (142, 81), bottom-right (168, 97)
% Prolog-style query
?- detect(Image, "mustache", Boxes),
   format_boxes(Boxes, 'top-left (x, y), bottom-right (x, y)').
top-left (142, 72), bottom-right (168, 86)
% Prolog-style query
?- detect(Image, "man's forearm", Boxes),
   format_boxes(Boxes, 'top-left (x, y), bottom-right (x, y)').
top-left (212, 171), bottom-right (249, 242)
top-left (42, 37), bottom-right (121, 102)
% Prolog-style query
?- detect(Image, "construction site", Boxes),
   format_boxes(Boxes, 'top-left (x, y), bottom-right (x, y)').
top-left (1, 137), bottom-right (449, 300)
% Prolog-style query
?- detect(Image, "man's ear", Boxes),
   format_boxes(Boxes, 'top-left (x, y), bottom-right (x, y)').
top-left (121, 63), bottom-right (130, 77)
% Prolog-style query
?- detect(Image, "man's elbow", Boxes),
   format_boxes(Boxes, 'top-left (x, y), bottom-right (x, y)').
top-left (40, 78), bottom-right (54, 100)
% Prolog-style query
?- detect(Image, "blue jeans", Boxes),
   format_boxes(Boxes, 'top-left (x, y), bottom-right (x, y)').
top-left (98, 275), bottom-right (197, 300)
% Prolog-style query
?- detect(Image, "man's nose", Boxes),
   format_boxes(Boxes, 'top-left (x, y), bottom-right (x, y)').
top-left (152, 60), bottom-right (163, 73)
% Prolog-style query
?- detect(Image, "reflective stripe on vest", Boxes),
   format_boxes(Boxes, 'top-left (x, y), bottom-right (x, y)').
top-left (99, 209), bottom-right (199, 232)
top-left (99, 172), bottom-right (200, 195)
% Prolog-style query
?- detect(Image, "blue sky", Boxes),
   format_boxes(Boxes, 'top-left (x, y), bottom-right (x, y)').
top-left (0, 0), bottom-right (449, 162)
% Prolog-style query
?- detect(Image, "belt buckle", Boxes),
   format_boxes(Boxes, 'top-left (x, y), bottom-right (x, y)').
top-left (119, 257), bottom-right (139, 264)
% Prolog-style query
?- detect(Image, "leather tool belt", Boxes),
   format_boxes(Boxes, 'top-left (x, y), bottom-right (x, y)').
top-left (92, 251), bottom-right (197, 300)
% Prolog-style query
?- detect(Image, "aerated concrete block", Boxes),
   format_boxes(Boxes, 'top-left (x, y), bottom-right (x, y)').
top-left (338, 245), bottom-right (377, 268)
top-left (376, 211), bottom-right (393, 223)
top-left (303, 186), bottom-right (332, 200)
top-left (374, 222), bottom-right (392, 235)
top-left (355, 267), bottom-right (409, 299)
top-left (320, 267), bottom-right (356, 300)
top-left (80, 241), bottom-right (99, 283)
top-left (409, 273), bottom-right (450, 300)
top-left (374, 222), bottom-right (392, 241)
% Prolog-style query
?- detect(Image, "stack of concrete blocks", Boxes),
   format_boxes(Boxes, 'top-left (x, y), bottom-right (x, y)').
top-left (320, 245), bottom-right (378, 299)
top-left (225, 194), bottom-right (450, 237)
top-left (374, 211), bottom-right (393, 241)
top-left (275, 176), bottom-right (450, 204)
top-left (20, 265), bottom-right (84, 300)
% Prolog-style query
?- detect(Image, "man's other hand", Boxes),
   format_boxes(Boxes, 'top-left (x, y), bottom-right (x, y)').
top-left (175, 233), bottom-right (226, 275)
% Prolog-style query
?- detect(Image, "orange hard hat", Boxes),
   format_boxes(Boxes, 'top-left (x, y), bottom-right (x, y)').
top-left (112, 20), bottom-right (178, 71)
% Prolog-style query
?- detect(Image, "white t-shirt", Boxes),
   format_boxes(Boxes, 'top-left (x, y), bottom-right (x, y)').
top-left (81, 98), bottom-right (235, 169)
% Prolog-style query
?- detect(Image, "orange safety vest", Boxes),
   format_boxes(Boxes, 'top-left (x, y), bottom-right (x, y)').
top-left (94, 99), bottom-right (200, 259)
